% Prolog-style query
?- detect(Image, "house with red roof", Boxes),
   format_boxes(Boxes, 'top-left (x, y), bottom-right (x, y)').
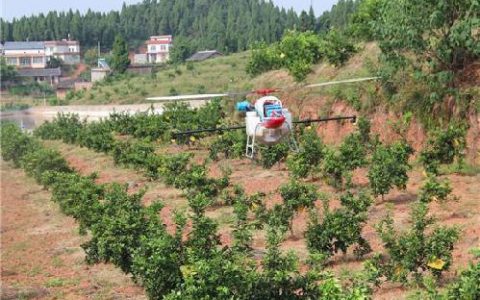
top-left (146, 35), bottom-right (172, 64)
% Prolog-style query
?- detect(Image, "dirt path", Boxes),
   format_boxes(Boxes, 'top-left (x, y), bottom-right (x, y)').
top-left (0, 159), bottom-right (146, 299)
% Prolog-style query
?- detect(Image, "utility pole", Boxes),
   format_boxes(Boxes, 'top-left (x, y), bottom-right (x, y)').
top-left (97, 41), bottom-right (101, 67)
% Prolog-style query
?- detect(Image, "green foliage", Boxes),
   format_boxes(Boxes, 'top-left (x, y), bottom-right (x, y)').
top-left (374, 202), bottom-right (460, 284)
top-left (8, 82), bottom-right (54, 96)
top-left (339, 132), bottom-right (368, 171)
top-left (419, 124), bottom-right (467, 175)
top-left (84, 48), bottom-right (99, 66)
top-left (21, 148), bottom-right (72, 186)
top-left (373, 0), bottom-right (479, 122)
top-left (0, 103), bottom-right (30, 112)
top-left (158, 153), bottom-right (192, 186)
top-left (82, 184), bottom-right (160, 274)
top-left (132, 213), bottom-right (184, 300)
top-left (77, 120), bottom-right (115, 153)
top-left (348, 0), bottom-right (384, 40)
top-left (368, 141), bottom-right (413, 198)
top-left (280, 180), bottom-right (318, 212)
top-left (7, 122), bottom-right (371, 300)
top-left (3, 0), bottom-right (299, 54)
top-left (247, 29), bottom-right (356, 81)
top-left (0, 57), bottom-right (18, 82)
top-left (287, 128), bottom-right (324, 178)
top-left (319, 30), bottom-right (357, 66)
top-left (418, 175), bottom-right (452, 203)
top-left (306, 191), bottom-right (373, 259)
top-left (246, 42), bottom-right (282, 76)
top-left (0, 122), bottom-right (37, 167)
top-left (357, 116), bottom-right (372, 144)
top-left (169, 36), bottom-right (193, 64)
top-left (110, 35), bottom-right (130, 74)
top-left (209, 130), bottom-right (246, 160)
top-left (259, 142), bottom-right (290, 169)
top-left (45, 171), bottom-right (104, 234)
top-left (112, 140), bottom-right (160, 180)
top-left (271, 180), bottom-right (319, 233)
top-left (375, 0), bottom-right (479, 75)
top-left (322, 147), bottom-right (348, 188)
top-left (109, 100), bottom-right (223, 142)
top-left (277, 30), bottom-right (323, 81)
top-left (34, 113), bottom-right (83, 144)
top-left (445, 262), bottom-right (480, 300)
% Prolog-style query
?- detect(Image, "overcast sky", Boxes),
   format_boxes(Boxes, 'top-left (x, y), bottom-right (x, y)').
top-left (1, 0), bottom-right (338, 21)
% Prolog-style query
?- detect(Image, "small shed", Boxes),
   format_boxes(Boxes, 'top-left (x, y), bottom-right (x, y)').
top-left (186, 50), bottom-right (223, 62)
top-left (16, 68), bottom-right (61, 86)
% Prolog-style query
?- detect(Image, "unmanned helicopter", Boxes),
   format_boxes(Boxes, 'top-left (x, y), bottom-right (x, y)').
top-left (146, 77), bottom-right (379, 158)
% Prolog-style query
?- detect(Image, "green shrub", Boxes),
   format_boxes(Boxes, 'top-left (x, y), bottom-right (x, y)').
top-left (368, 141), bottom-right (413, 199)
top-left (306, 191), bottom-right (372, 259)
top-left (34, 113), bottom-right (83, 144)
top-left (259, 142), bottom-right (290, 169)
top-left (287, 128), bottom-right (324, 178)
top-left (0, 122), bottom-right (37, 167)
top-left (77, 120), bottom-right (115, 153)
top-left (339, 132), bottom-right (368, 171)
top-left (319, 30), bottom-right (357, 66)
top-left (373, 202), bottom-right (460, 284)
top-left (209, 130), bottom-right (246, 160)
top-left (420, 124), bottom-right (467, 175)
top-left (45, 171), bottom-right (104, 234)
top-left (82, 184), bottom-right (162, 274)
top-left (418, 175), bottom-right (453, 203)
top-left (21, 148), bottom-right (72, 186)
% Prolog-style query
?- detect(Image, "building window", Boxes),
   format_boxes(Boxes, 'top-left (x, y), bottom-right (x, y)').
top-left (20, 57), bottom-right (31, 66)
top-left (160, 45), bottom-right (166, 51)
top-left (6, 57), bottom-right (18, 65)
top-left (150, 45), bottom-right (156, 52)
top-left (33, 57), bottom-right (44, 64)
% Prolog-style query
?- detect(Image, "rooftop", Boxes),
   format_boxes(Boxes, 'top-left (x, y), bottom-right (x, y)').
top-left (186, 50), bottom-right (223, 62)
top-left (4, 41), bottom-right (45, 50)
top-left (17, 68), bottom-right (62, 77)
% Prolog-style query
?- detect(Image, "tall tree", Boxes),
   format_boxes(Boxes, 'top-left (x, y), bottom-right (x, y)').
top-left (110, 35), bottom-right (130, 74)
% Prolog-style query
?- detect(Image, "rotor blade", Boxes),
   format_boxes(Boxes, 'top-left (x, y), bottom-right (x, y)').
top-left (305, 77), bottom-right (380, 88)
top-left (146, 93), bottom-right (230, 102)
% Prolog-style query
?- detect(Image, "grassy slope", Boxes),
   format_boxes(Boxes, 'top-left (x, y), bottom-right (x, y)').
top-left (71, 44), bottom-right (381, 105)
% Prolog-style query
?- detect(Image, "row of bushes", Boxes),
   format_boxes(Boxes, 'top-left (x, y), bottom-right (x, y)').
top-left (109, 100), bottom-right (224, 142)
top-left (2, 122), bottom-right (375, 299)
top-left (34, 113), bottom-right (230, 197)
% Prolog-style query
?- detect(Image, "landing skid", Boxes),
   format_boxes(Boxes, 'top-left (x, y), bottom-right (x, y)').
top-left (245, 123), bottom-right (298, 159)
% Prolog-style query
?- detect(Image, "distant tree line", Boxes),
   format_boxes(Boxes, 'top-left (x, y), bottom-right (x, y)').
top-left (0, 0), bottom-right (361, 55)
top-left (1, 0), bottom-right (299, 53)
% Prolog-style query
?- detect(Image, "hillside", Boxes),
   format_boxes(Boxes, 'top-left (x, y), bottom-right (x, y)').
top-left (70, 43), bottom-right (379, 104)
top-left (70, 43), bottom-right (479, 163)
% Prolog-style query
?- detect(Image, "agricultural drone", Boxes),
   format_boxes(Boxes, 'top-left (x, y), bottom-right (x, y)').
top-left (147, 77), bottom-right (379, 158)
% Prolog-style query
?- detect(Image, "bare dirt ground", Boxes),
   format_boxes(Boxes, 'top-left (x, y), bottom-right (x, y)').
top-left (1, 159), bottom-right (145, 300)
top-left (3, 138), bottom-right (479, 299)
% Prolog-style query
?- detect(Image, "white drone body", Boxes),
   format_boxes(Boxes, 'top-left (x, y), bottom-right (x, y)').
top-left (242, 96), bottom-right (297, 158)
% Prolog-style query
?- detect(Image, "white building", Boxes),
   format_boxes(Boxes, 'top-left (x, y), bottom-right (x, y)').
top-left (45, 40), bottom-right (80, 65)
top-left (2, 40), bottom-right (80, 68)
top-left (146, 35), bottom-right (172, 64)
top-left (3, 41), bottom-right (47, 69)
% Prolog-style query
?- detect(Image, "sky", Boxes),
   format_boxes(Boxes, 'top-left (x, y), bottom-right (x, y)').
top-left (1, 0), bottom-right (338, 21)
